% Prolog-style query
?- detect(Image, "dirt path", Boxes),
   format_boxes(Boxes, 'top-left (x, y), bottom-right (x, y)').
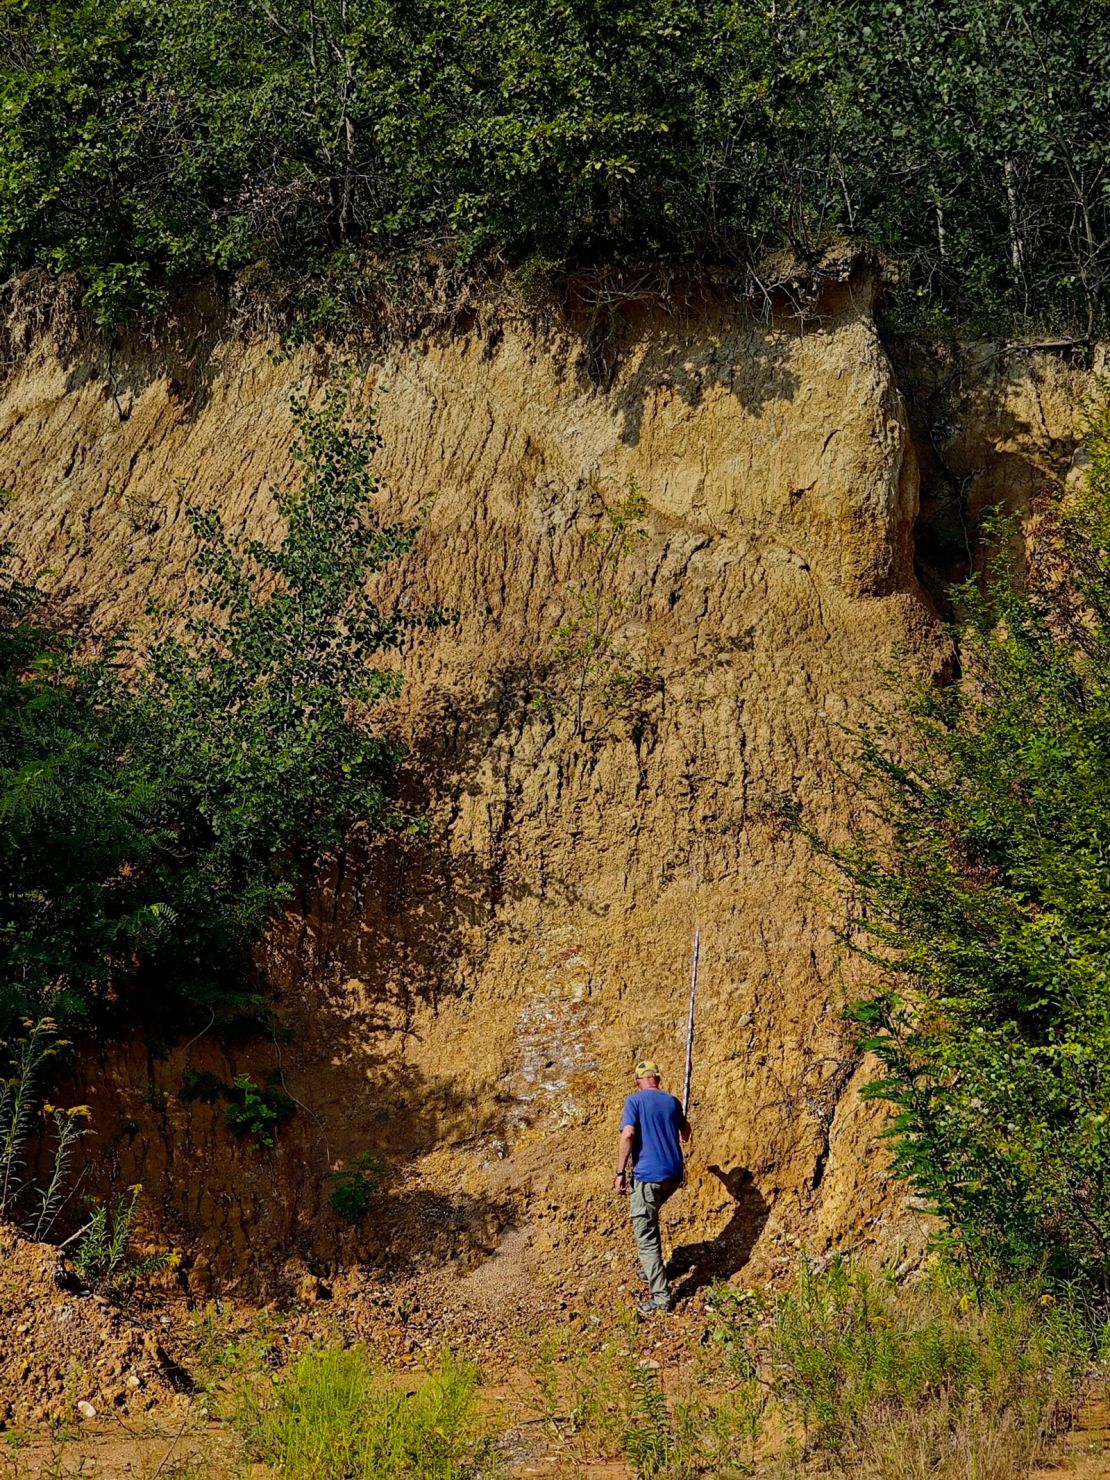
top-left (0, 1417), bottom-right (232, 1480)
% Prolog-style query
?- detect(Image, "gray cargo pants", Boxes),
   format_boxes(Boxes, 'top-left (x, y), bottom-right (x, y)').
top-left (630, 1177), bottom-right (681, 1308)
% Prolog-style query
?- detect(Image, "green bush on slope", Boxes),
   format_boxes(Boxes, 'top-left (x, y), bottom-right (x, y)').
top-left (0, 387), bottom-right (428, 1036)
top-left (817, 396), bottom-right (1110, 1299)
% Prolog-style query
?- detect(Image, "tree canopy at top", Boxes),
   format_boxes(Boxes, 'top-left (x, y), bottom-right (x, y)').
top-left (1, 0), bottom-right (1108, 331)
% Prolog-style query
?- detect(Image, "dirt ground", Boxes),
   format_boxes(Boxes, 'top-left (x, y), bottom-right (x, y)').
top-left (1031, 1400), bottom-right (1110, 1480)
top-left (2, 1281), bottom-right (1108, 1480)
top-left (3, 1215), bottom-right (1108, 1479)
top-left (2, 1396), bottom-right (1108, 1480)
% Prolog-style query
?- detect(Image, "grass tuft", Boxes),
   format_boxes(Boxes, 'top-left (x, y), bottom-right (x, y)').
top-left (234, 1343), bottom-right (493, 1480)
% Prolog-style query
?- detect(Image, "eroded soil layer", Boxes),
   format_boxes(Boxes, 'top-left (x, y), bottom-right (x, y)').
top-left (0, 277), bottom-right (1091, 1313)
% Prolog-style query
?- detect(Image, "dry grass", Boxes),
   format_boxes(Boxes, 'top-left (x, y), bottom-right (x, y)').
top-left (509, 1262), bottom-right (1095, 1479)
top-left (4, 1263), bottom-right (1092, 1480)
top-left (710, 1260), bottom-right (1091, 1480)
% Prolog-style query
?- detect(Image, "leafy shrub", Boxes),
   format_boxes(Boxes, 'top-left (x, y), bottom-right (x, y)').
top-left (0, 541), bottom-right (158, 1034)
top-left (222, 1073), bottom-right (296, 1147)
top-left (816, 395), bottom-right (1110, 1297)
top-left (0, 388), bottom-right (431, 1037)
top-left (234, 1345), bottom-right (493, 1480)
top-left (182, 1066), bottom-right (296, 1147)
top-left (327, 1152), bottom-right (382, 1219)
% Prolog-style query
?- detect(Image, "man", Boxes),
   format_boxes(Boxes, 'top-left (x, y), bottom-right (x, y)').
top-left (613, 1058), bottom-right (691, 1314)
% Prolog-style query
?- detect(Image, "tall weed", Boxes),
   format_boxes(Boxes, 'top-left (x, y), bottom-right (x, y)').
top-left (70, 1185), bottom-right (157, 1291)
top-left (622, 1358), bottom-right (674, 1477)
top-left (0, 1018), bottom-right (62, 1219)
top-left (0, 1018), bottom-right (95, 1242)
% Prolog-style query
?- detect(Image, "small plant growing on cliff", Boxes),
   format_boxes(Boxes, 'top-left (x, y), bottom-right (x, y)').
top-left (222, 1073), bottom-right (295, 1148)
top-left (180, 1068), bottom-right (224, 1105)
top-left (542, 484), bottom-right (659, 740)
top-left (327, 1152), bottom-right (381, 1219)
top-left (72, 1186), bottom-right (142, 1286)
top-left (71, 1184), bottom-right (174, 1293)
top-left (181, 1067), bottom-right (295, 1147)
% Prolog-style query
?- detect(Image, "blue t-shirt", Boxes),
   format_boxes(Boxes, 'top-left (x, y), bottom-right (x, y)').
top-left (622, 1088), bottom-right (686, 1183)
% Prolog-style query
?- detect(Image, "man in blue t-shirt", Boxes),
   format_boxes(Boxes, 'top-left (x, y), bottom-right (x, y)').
top-left (613, 1058), bottom-right (692, 1313)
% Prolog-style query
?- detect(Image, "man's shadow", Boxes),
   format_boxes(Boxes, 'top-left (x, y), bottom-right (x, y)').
top-left (668, 1165), bottom-right (770, 1302)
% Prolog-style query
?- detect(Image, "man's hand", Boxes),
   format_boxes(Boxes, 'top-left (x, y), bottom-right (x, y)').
top-left (613, 1170), bottom-right (628, 1197)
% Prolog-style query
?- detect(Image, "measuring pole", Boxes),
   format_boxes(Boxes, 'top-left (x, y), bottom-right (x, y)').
top-left (682, 926), bottom-right (701, 1115)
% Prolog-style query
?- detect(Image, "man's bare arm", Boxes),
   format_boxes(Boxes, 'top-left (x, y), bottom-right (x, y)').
top-left (614, 1125), bottom-right (635, 1193)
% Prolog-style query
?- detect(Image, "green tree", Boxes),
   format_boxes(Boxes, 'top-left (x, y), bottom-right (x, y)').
top-left (3, 0), bottom-right (1106, 333)
top-left (0, 387), bottom-right (427, 1034)
top-left (0, 541), bottom-right (171, 1030)
top-left (822, 0), bottom-right (1110, 333)
top-left (823, 400), bottom-right (1110, 1297)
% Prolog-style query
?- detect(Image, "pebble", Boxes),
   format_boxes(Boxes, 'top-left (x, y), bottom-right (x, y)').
top-left (77, 1400), bottom-right (97, 1420)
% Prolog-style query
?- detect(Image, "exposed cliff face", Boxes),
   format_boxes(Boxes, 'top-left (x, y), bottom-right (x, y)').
top-left (894, 336), bottom-right (1101, 595)
top-left (0, 276), bottom-right (1091, 1309)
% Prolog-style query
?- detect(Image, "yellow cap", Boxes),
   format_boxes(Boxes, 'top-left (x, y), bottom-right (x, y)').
top-left (634, 1059), bottom-right (661, 1079)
